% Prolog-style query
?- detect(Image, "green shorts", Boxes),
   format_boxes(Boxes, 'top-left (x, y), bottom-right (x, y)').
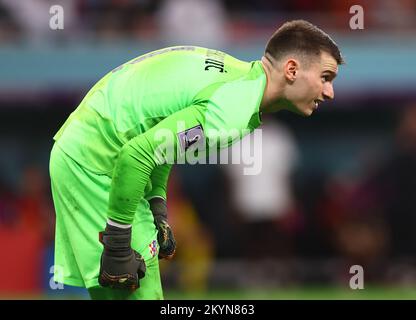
top-left (49, 143), bottom-right (163, 299)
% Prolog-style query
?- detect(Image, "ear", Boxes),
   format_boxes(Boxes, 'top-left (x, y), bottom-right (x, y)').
top-left (284, 59), bottom-right (299, 82)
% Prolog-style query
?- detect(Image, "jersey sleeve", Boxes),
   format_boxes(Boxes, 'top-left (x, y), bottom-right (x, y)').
top-left (145, 164), bottom-right (172, 201)
top-left (196, 77), bottom-right (263, 150)
top-left (107, 104), bottom-right (206, 224)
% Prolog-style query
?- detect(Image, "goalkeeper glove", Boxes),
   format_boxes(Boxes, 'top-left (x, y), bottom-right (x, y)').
top-left (149, 198), bottom-right (176, 259)
top-left (98, 221), bottom-right (146, 291)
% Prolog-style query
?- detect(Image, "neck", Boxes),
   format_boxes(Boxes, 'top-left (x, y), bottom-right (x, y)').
top-left (259, 55), bottom-right (287, 113)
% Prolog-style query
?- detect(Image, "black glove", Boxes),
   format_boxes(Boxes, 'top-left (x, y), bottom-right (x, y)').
top-left (149, 198), bottom-right (176, 259)
top-left (98, 222), bottom-right (146, 291)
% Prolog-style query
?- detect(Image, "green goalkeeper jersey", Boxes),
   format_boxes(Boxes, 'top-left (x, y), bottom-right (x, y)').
top-left (54, 46), bottom-right (266, 224)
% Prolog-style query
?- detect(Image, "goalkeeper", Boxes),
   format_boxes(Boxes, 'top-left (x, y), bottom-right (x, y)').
top-left (49, 20), bottom-right (343, 300)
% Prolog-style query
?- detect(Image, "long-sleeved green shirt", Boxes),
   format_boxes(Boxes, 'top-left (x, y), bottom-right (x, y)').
top-left (54, 46), bottom-right (266, 224)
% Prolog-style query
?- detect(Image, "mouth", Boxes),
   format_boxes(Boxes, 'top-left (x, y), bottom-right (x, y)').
top-left (313, 99), bottom-right (323, 109)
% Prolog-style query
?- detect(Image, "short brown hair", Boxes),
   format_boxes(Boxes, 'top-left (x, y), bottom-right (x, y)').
top-left (265, 20), bottom-right (344, 65)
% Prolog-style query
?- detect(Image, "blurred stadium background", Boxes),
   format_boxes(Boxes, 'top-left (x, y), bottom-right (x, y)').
top-left (1, 0), bottom-right (416, 300)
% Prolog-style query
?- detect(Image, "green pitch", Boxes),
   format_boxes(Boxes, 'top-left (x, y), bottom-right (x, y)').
top-left (4, 285), bottom-right (416, 300)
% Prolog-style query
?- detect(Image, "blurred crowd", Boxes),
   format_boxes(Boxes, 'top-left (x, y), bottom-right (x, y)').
top-left (0, 164), bottom-right (55, 295)
top-left (1, 0), bottom-right (416, 44)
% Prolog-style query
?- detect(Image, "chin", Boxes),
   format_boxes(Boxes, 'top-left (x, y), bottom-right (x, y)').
top-left (286, 103), bottom-right (313, 117)
top-left (303, 108), bottom-right (314, 117)
top-left (294, 106), bottom-right (313, 117)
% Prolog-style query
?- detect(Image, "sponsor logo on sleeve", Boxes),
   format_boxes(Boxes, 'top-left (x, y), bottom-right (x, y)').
top-left (177, 125), bottom-right (205, 152)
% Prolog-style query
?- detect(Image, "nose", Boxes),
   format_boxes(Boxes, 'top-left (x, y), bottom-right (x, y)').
top-left (322, 83), bottom-right (334, 100)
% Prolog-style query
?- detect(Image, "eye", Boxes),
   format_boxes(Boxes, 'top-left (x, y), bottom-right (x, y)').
top-left (321, 75), bottom-right (330, 83)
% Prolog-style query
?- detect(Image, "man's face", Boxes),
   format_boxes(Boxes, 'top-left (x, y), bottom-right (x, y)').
top-left (284, 51), bottom-right (338, 116)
